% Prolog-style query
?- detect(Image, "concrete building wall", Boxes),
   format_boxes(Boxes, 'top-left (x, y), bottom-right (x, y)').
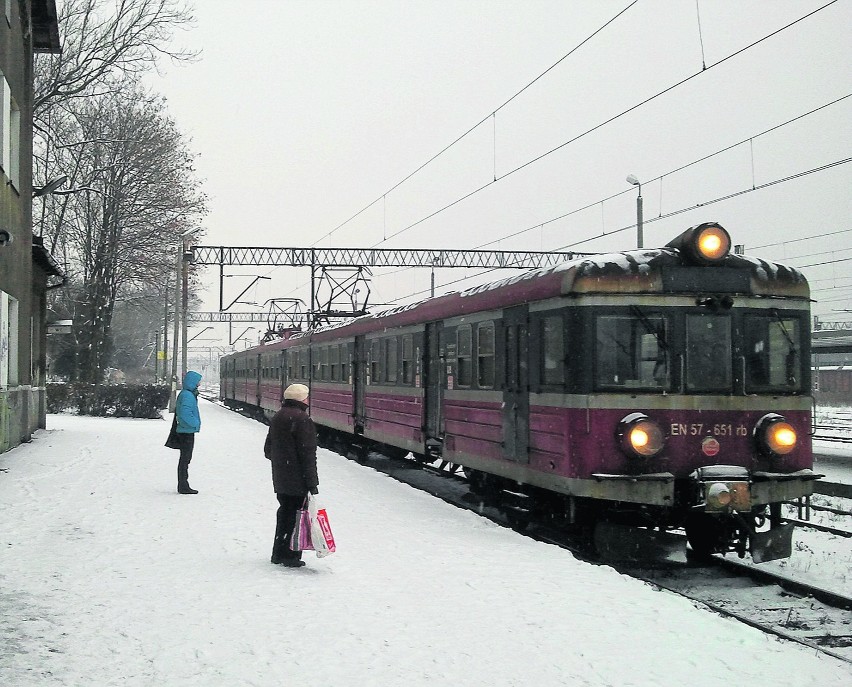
top-left (0, 1), bottom-right (60, 451)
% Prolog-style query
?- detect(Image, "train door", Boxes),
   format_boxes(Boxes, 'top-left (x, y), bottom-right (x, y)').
top-left (502, 305), bottom-right (530, 463)
top-left (280, 350), bottom-right (288, 406)
top-left (423, 321), bottom-right (443, 441)
top-left (353, 336), bottom-right (366, 431)
top-left (254, 353), bottom-right (262, 407)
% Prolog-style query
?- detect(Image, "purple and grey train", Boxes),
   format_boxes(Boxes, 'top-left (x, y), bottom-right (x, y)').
top-left (220, 222), bottom-right (818, 562)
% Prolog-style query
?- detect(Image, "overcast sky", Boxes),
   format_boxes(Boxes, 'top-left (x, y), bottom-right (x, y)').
top-left (148, 0), bottom-right (851, 349)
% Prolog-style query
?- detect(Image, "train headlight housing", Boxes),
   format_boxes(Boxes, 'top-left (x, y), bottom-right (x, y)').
top-left (666, 222), bottom-right (731, 265)
top-left (617, 413), bottom-right (665, 458)
top-left (755, 413), bottom-right (797, 456)
top-left (706, 482), bottom-right (732, 509)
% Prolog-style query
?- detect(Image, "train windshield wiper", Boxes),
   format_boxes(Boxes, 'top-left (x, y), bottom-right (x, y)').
top-left (771, 310), bottom-right (797, 355)
top-left (630, 305), bottom-right (668, 352)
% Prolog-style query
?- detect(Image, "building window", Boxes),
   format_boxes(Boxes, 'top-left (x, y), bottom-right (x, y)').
top-left (457, 326), bottom-right (472, 387)
top-left (1, 292), bottom-right (18, 386)
top-left (8, 95), bottom-right (18, 189)
top-left (0, 76), bottom-right (10, 179)
top-left (477, 323), bottom-right (495, 388)
top-left (401, 335), bottom-right (414, 384)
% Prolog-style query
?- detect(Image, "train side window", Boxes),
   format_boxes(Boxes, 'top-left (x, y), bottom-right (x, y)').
top-left (330, 345), bottom-right (340, 381)
top-left (402, 335), bottom-right (414, 384)
top-left (686, 314), bottom-right (731, 392)
top-left (320, 346), bottom-right (329, 381)
top-left (477, 323), bottom-right (495, 388)
top-left (595, 314), bottom-right (669, 390)
top-left (370, 339), bottom-right (382, 383)
top-left (541, 316), bottom-right (564, 386)
top-left (383, 337), bottom-right (396, 384)
top-left (340, 344), bottom-right (349, 382)
top-left (457, 325), bottom-right (472, 387)
top-left (744, 314), bottom-right (802, 392)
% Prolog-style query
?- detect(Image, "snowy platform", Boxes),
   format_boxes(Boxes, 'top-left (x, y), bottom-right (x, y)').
top-left (1, 400), bottom-right (850, 686)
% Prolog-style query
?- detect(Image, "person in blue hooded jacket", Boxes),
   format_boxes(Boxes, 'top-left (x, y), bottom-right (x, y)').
top-left (175, 370), bottom-right (202, 494)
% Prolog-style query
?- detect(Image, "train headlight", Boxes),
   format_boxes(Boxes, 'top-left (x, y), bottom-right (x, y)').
top-left (755, 413), bottom-right (797, 456)
top-left (617, 413), bottom-right (665, 458)
top-left (706, 482), bottom-right (732, 509)
top-left (666, 222), bottom-right (731, 265)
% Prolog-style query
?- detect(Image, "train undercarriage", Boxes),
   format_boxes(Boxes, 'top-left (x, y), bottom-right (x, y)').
top-left (309, 423), bottom-right (801, 564)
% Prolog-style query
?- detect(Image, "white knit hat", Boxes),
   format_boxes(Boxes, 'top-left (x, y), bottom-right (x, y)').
top-left (283, 383), bottom-right (309, 401)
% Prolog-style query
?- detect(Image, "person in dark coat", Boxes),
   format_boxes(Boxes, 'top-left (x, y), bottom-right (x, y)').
top-left (264, 383), bottom-right (319, 567)
top-left (175, 370), bottom-right (202, 494)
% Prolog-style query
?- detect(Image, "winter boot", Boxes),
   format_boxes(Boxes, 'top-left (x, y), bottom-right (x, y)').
top-left (177, 465), bottom-right (198, 494)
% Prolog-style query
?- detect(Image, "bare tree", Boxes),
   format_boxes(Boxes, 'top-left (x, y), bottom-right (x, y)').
top-left (45, 81), bottom-right (206, 382)
top-left (34, 0), bottom-right (196, 117)
top-left (33, 0), bottom-right (205, 382)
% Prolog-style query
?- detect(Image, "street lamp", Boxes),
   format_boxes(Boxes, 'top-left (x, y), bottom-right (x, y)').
top-left (626, 174), bottom-right (643, 249)
top-left (32, 175), bottom-right (68, 198)
top-left (168, 227), bottom-right (201, 411)
top-left (230, 326), bottom-right (256, 346)
top-left (187, 326), bottom-right (214, 345)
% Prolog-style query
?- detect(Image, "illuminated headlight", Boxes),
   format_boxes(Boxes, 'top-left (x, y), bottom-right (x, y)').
top-left (666, 222), bottom-right (731, 265)
top-left (617, 413), bottom-right (665, 458)
top-left (755, 413), bottom-right (797, 456)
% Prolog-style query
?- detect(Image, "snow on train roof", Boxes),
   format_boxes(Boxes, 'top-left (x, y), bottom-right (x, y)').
top-left (281, 246), bottom-right (807, 342)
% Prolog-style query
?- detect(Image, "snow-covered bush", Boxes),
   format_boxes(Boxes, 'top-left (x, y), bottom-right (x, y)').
top-left (47, 383), bottom-right (169, 418)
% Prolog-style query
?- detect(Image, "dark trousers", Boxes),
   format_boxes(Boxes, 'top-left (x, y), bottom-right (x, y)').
top-left (272, 493), bottom-right (306, 562)
top-left (177, 433), bottom-right (195, 486)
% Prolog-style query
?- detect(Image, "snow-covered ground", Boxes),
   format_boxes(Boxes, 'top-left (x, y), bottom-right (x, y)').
top-left (1, 400), bottom-right (850, 686)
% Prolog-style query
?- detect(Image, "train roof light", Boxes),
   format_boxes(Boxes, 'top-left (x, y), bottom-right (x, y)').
top-left (667, 222), bottom-right (731, 265)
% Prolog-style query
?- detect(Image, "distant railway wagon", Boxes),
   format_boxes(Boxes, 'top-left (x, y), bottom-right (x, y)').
top-left (221, 222), bottom-right (818, 562)
top-left (814, 367), bottom-right (852, 407)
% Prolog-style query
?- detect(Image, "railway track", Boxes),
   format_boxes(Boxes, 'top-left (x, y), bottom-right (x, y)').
top-left (353, 449), bottom-right (852, 666)
top-left (623, 559), bottom-right (852, 664)
top-left (218, 399), bottom-right (852, 664)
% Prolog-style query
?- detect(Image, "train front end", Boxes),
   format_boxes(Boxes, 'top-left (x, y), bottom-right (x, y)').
top-left (576, 223), bottom-right (818, 562)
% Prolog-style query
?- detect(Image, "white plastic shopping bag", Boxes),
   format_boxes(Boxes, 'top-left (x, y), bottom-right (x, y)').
top-left (307, 493), bottom-right (336, 558)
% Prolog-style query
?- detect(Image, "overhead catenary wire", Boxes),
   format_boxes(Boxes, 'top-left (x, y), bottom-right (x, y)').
top-left (371, 0), bottom-right (840, 248)
top-left (309, 1), bottom-right (640, 248)
top-left (369, 94), bottom-right (850, 285)
top-left (388, 156), bottom-right (852, 302)
top-left (262, 3), bottom-right (845, 313)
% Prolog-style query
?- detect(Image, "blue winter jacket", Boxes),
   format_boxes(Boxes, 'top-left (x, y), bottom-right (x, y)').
top-left (176, 370), bottom-right (202, 433)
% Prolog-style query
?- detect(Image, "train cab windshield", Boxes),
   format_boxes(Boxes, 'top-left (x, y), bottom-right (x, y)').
top-left (685, 313), bottom-right (731, 391)
top-left (593, 308), bottom-right (806, 395)
top-left (744, 313), bottom-right (802, 393)
top-left (595, 312), bottom-right (670, 390)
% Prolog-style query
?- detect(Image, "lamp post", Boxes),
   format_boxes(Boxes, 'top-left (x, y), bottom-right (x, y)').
top-left (187, 326), bottom-right (214, 345)
top-left (32, 175), bottom-right (68, 198)
top-left (168, 227), bottom-right (201, 412)
top-left (626, 174), bottom-right (643, 249)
